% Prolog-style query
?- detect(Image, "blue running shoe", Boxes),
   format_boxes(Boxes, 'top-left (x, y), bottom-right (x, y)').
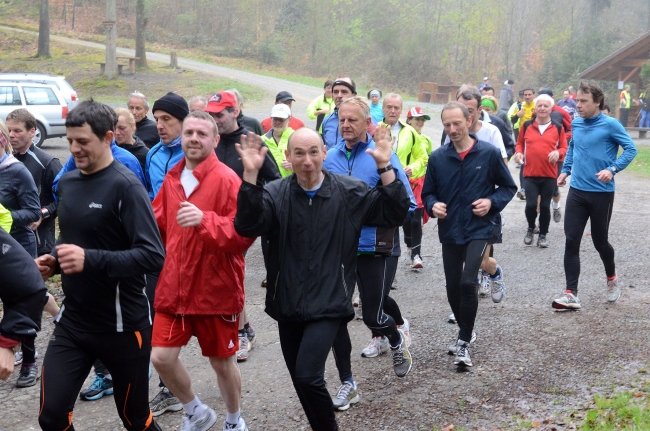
top-left (79, 373), bottom-right (114, 401)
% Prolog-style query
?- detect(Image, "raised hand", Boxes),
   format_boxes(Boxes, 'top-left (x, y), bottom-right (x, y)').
top-left (236, 132), bottom-right (268, 174)
top-left (366, 124), bottom-right (394, 168)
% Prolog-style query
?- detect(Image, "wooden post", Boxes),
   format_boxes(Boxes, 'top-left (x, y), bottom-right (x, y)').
top-left (170, 52), bottom-right (178, 69)
top-left (104, 0), bottom-right (117, 79)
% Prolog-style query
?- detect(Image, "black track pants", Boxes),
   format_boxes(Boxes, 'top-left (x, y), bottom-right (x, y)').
top-left (39, 323), bottom-right (160, 431)
top-left (441, 240), bottom-right (488, 342)
top-left (403, 208), bottom-right (424, 257)
top-left (524, 176), bottom-right (556, 235)
top-left (278, 319), bottom-right (340, 431)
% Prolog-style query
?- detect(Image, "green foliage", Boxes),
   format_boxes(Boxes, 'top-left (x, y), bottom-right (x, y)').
top-left (625, 146), bottom-right (650, 177)
top-left (580, 391), bottom-right (650, 430)
top-left (641, 61), bottom-right (650, 86)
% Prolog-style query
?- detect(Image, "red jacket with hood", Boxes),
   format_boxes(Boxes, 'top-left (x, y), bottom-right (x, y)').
top-left (153, 152), bottom-right (254, 315)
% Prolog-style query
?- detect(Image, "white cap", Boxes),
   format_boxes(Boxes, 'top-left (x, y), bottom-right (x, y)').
top-left (504, 80), bottom-right (509, 85)
top-left (271, 104), bottom-right (291, 119)
top-left (483, 76), bottom-right (489, 81)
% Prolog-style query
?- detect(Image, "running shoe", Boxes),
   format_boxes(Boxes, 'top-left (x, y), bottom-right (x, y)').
top-left (607, 275), bottom-right (621, 303)
top-left (405, 248), bottom-right (412, 266)
top-left (524, 228), bottom-right (534, 245)
top-left (553, 207), bottom-right (562, 223)
top-left (353, 295), bottom-right (362, 320)
top-left (14, 349), bottom-right (38, 366)
top-left (447, 313), bottom-right (456, 324)
top-left (260, 279), bottom-right (267, 288)
top-left (391, 330), bottom-right (413, 378)
top-left (331, 381), bottom-right (359, 411)
top-left (180, 403), bottom-right (217, 431)
top-left (361, 336), bottom-right (390, 358)
top-left (246, 325), bottom-right (256, 346)
top-left (454, 340), bottom-right (473, 367)
top-left (391, 275), bottom-right (398, 290)
top-left (398, 318), bottom-right (411, 348)
top-left (237, 334), bottom-right (250, 362)
top-left (80, 373), bottom-right (114, 401)
top-left (517, 189), bottom-right (526, 200)
top-left (223, 417), bottom-right (248, 430)
top-left (491, 266), bottom-right (506, 303)
top-left (537, 234), bottom-right (549, 248)
top-left (448, 331), bottom-right (477, 355)
top-left (478, 270), bottom-right (491, 297)
top-left (150, 387), bottom-right (183, 417)
top-left (15, 362), bottom-right (39, 387)
top-left (552, 290), bottom-right (581, 310)
top-left (534, 224), bottom-right (540, 234)
top-left (411, 255), bottom-right (423, 270)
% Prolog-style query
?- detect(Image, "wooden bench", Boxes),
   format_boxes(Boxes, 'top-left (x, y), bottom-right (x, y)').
top-left (97, 62), bottom-right (125, 76)
top-left (625, 127), bottom-right (649, 139)
top-left (117, 56), bottom-right (140, 74)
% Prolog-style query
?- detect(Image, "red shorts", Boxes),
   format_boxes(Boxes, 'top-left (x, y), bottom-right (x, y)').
top-left (152, 312), bottom-right (239, 358)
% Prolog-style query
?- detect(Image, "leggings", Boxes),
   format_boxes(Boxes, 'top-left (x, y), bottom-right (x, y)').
top-left (403, 208), bottom-right (424, 257)
top-left (39, 323), bottom-right (160, 431)
top-left (278, 319), bottom-right (340, 431)
top-left (441, 240), bottom-right (488, 342)
top-left (553, 162), bottom-right (564, 198)
top-left (524, 177), bottom-right (556, 235)
top-left (356, 255), bottom-right (401, 347)
top-left (563, 187), bottom-right (616, 293)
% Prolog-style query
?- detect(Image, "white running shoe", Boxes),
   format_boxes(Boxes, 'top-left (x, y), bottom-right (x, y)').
top-left (397, 318), bottom-right (411, 348)
top-left (180, 404), bottom-right (217, 431)
top-left (223, 417), bottom-right (248, 430)
top-left (552, 291), bottom-right (581, 309)
top-left (447, 313), bottom-right (456, 324)
top-left (607, 275), bottom-right (621, 303)
top-left (454, 340), bottom-right (473, 367)
top-left (448, 331), bottom-right (477, 355)
top-left (411, 255), bottom-right (423, 270)
top-left (331, 381), bottom-right (359, 411)
top-left (361, 336), bottom-right (390, 358)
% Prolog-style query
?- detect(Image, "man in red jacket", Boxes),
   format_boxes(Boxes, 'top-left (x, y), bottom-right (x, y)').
top-left (151, 110), bottom-right (255, 431)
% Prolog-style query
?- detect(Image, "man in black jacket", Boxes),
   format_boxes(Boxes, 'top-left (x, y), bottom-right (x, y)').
top-left (129, 92), bottom-right (160, 149)
top-left (234, 127), bottom-right (409, 431)
top-left (0, 227), bottom-right (46, 381)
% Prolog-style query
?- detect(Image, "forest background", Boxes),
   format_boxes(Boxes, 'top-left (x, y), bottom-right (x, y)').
top-left (3, 0), bottom-right (650, 98)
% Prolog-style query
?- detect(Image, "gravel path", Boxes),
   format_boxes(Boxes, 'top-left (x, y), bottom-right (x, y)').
top-left (1, 27), bottom-right (649, 431)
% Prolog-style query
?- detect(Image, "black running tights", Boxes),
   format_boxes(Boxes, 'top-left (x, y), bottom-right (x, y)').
top-left (278, 319), bottom-right (340, 431)
top-left (39, 323), bottom-right (160, 431)
top-left (441, 240), bottom-right (488, 342)
top-left (403, 208), bottom-right (424, 257)
top-left (524, 176), bottom-right (556, 235)
top-left (564, 187), bottom-right (616, 293)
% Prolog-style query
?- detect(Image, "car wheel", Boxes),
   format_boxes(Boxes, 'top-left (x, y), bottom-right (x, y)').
top-left (33, 123), bottom-right (46, 147)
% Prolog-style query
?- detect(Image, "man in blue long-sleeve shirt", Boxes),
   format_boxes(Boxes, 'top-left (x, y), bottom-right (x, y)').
top-left (553, 81), bottom-right (637, 310)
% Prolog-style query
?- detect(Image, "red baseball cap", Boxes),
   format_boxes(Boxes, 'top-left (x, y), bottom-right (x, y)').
top-left (406, 107), bottom-right (431, 120)
top-left (204, 92), bottom-right (236, 114)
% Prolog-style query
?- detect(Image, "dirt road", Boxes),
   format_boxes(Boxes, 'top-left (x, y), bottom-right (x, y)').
top-left (2, 27), bottom-right (650, 431)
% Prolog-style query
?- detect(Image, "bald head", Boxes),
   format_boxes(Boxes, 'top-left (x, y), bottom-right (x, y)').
top-left (287, 127), bottom-right (323, 152)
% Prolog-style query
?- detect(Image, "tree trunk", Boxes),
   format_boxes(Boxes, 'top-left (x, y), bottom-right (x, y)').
top-left (104, 0), bottom-right (118, 79)
top-left (72, 0), bottom-right (76, 30)
top-left (170, 52), bottom-right (178, 69)
top-left (37, 0), bottom-right (50, 58)
top-left (135, 0), bottom-right (148, 68)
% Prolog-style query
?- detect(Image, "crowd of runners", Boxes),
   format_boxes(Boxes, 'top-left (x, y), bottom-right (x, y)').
top-left (0, 76), bottom-right (638, 431)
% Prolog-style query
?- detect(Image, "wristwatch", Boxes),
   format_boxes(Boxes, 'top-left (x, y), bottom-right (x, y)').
top-left (608, 165), bottom-right (618, 175)
top-left (377, 164), bottom-right (393, 174)
top-left (41, 208), bottom-right (50, 219)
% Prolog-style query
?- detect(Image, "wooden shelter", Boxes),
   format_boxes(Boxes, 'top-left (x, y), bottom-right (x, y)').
top-left (579, 30), bottom-right (650, 126)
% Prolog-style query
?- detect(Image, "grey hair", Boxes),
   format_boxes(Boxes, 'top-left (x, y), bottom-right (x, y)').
top-left (340, 96), bottom-right (370, 121)
top-left (382, 93), bottom-right (403, 108)
top-left (128, 92), bottom-right (149, 109)
top-left (534, 94), bottom-right (555, 108)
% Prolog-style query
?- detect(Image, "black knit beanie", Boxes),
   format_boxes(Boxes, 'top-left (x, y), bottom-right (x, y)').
top-left (152, 92), bottom-right (189, 121)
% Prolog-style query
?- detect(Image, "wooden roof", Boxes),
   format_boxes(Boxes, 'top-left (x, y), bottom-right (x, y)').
top-left (579, 30), bottom-right (650, 82)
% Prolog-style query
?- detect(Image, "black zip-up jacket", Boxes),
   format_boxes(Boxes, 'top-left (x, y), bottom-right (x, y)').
top-left (0, 228), bottom-right (46, 346)
top-left (422, 136), bottom-right (516, 245)
top-left (234, 170), bottom-right (410, 322)
top-left (117, 136), bottom-right (150, 173)
top-left (217, 124), bottom-right (281, 184)
top-left (135, 117), bottom-right (160, 149)
top-left (14, 145), bottom-right (62, 256)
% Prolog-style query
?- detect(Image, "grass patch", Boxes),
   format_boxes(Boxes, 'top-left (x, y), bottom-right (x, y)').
top-left (625, 145), bottom-right (650, 177)
top-left (0, 27), bottom-right (266, 103)
top-left (579, 391), bottom-right (650, 430)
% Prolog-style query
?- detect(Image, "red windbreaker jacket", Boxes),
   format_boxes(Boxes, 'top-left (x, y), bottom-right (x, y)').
top-left (153, 152), bottom-right (254, 315)
top-left (516, 120), bottom-right (568, 179)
